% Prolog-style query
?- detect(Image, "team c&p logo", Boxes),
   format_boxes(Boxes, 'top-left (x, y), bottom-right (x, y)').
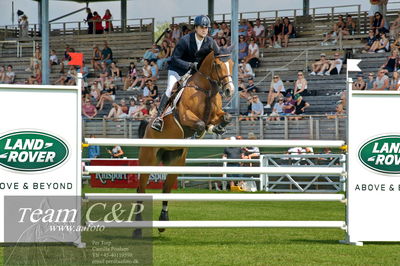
top-left (358, 135), bottom-right (400, 174)
top-left (0, 131), bottom-right (69, 172)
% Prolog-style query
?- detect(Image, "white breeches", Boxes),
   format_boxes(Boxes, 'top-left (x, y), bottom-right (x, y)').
top-left (165, 70), bottom-right (181, 97)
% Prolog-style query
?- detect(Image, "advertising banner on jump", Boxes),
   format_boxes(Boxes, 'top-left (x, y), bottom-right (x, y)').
top-left (348, 90), bottom-right (400, 243)
top-left (0, 83), bottom-right (81, 245)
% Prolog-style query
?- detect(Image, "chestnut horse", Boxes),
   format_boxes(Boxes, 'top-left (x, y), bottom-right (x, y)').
top-left (133, 48), bottom-right (234, 237)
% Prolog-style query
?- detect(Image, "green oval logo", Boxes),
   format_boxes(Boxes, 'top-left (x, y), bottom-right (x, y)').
top-left (358, 135), bottom-right (400, 174)
top-left (0, 131), bottom-right (69, 172)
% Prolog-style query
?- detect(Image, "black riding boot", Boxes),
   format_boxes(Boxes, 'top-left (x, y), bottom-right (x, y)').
top-left (151, 94), bottom-right (169, 132)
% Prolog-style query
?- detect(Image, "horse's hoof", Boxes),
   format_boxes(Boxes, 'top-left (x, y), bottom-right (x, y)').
top-left (132, 228), bottom-right (142, 239)
top-left (158, 210), bottom-right (169, 233)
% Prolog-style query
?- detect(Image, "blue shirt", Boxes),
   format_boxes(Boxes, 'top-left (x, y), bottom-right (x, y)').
top-left (238, 42), bottom-right (248, 60)
top-left (88, 145), bottom-right (100, 158)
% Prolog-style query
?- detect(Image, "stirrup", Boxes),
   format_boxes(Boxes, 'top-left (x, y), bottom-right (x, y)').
top-left (151, 117), bottom-right (164, 132)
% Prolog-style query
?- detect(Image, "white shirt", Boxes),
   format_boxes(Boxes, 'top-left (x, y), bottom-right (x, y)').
top-left (248, 43), bottom-right (259, 58)
top-left (334, 58), bottom-right (343, 73)
top-left (253, 25), bottom-right (265, 36)
top-left (143, 86), bottom-right (150, 97)
top-left (243, 63), bottom-right (255, 77)
top-left (272, 80), bottom-right (285, 92)
top-left (195, 34), bottom-right (204, 51)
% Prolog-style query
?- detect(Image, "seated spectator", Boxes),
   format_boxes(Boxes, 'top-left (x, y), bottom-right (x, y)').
top-left (171, 24), bottom-right (182, 42)
top-left (321, 24), bottom-right (340, 46)
top-left (170, 41), bottom-right (176, 55)
top-left (294, 72), bottom-right (308, 96)
top-left (362, 30), bottom-right (378, 53)
top-left (325, 52), bottom-right (343, 76)
top-left (211, 22), bottom-right (220, 39)
top-left (220, 22), bottom-right (230, 39)
top-left (218, 37), bottom-right (228, 48)
top-left (103, 9), bottom-right (113, 33)
top-left (129, 59), bottom-right (152, 89)
top-left (266, 75), bottom-right (286, 108)
top-left (0, 66), bottom-right (5, 83)
top-left (289, 94), bottom-right (310, 121)
top-left (239, 96), bottom-right (253, 120)
top-left (60, 45), bottom-right (73, 73)
top-left (366, 72), bottom-right (376, 90)
top-left (110, 62), bottom-right (121, 81)
top-left (49, 49), bottom-right (59, 71)
top-left (368, 0), bottom-right (381, 29)
top-left (143, 44), bottom-right (159, 62)
top-left (253, 19), bottom-right (266, 47)
top-left (249, 95), bottom-right (264, 121)
top-left (149, 60), bottom-right (159, 81)
top-left (82, 99), bottom-right (97, 119)
top-left (268, 97), bottom-right (285, 121)
top-left (372, 12), bottom-right (388, 35)
top-left (26, 47), bottom-right (41, 72)
top-left (147, 79), bottom-right (159, 100)
top-left (390, 71), bottom-right (400, 90)
top-left (381, 49), bottom-right (399, 73)
top-left (279, 17), bottom-right (295, 48)
top-left (352, 73), bottom-right (366, 90)
top-left (238, 35), bottom-right (248, 61)
top-left (390, 34), bottom-right (400, 51)
top-left (368, 32), bottom-right (390, 53)
top-left (90, 81), bottom-right (102, 101)
top-left (78, 61), bottom-right (89, 80)
top-left (91, 45), bottom-right (102, 71)
top-left (345, 15), bottom-right (356, 35)
top-left (92, 11), bottom-right (104, 34)
top-left (310, 53), bottom-right (329, 76)
top-left (239, 77), bottom-right (258, 99)
top-left (128, 98), bottom-right (143, 119)
top-left (96, 84), bottom-right (116, 111)
top-left (390, 12), bottom-right (400, 40)
top-left (101, 41), bottom-right (113, 65)
top-left (4, 65), bottom-right (15, 84)
top-left (243, 132), bottom-right (260, 160)
top-left (246, 21), bottom-right (255, 41)
top-left (27, 64), bottom-right (42, 84)
top-left (238, 19), bottom-right (248, 38)
top-left (123, 62), bottom-right (137, 90)
top-left (272, 18), bottom-right (283, 48)
top-left (283, 94), bottom-right (295, 115)
top-left (326, 102), bottom-right (345, 119)
top-left (104, 102), bottom-right (124, 120)
top-left (244, 38), bottom-right (260, 68)
top-left (119, 99), bottom-right (129, 114)
top-left (107, 145), bottom-right (124, 158)
top-left (373, 69), bottom-right (390, 90)
top-left (157, 40), bottom-right (171, 70)
top-left (148, 100), bottom-right (158, 118)
top-left (238, 59), bottom-right (255, 80)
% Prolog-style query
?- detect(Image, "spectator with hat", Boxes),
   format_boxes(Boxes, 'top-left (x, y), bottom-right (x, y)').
top-left (290, 94), bottom-right (310, 120)
top-left (283, 94), bottom-right (296, 116)
top-left (310, 53), bottom-right (329, 76)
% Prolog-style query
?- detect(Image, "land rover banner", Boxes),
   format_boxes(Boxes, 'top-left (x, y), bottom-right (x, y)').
top-left (0, 83), bottom-right (81, 245)
top-left (348, 90), bottom-right (400, 243)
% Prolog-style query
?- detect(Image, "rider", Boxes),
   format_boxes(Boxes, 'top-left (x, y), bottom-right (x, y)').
top-left (151, 15), bottom-right (219, 132)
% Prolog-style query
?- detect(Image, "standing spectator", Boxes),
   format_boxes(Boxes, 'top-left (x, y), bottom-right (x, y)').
top-left (93, 11), bottom-right (104, 34)
top-left (157, 40), bottom-right (171, 70)
top-left (268, 97), bottom-right (285, 121)
top-left (272, 18), bottom-right (283, 48)
top-left (366, 72), bottom-right (376, 90)
top-left (362, 30), bottom-right (377, 53)
top-left (253, 19), bottom-right (265, 47)
top-left (88, 135), bottom-right (100, 159)
top-left (123, 62), bottom-right (137, 90)
top-left (244, 38), bottom-right (260, 68)
top-left (389, 71), bottom-right (400, 90)
top-left (381, 50), bottom-right (399, 73)
top-left (0, 66), bottom-right (5, 83)
top-left (279, 17), bottom-right (295, 48)
top-left (325, 52), bottom-right (343, 76)
top-left (290, 94), bottom-right (310, 120)
top-left (372, 12), bottom-right (388, 35)
top-left (368, 32), bottom-right (389, 53)
top-left (266, 75), bottom-right (286, 108)
top-left (4, 65), bottom-right (15, 84)
top-left (82, 99), bottom-right (97, 119)
top-left (238, 59), bottom-right (255, 80)
top-left (19, 15), bottom-right (29, 38)
top-left (352, 73), bottom-right (366, 90)
top-left (91, 45), bottom-right (102, 71)
top-left (85, 8), bottom-right (93, 34)
top-left (374, 70), bottom-right (390, 90)
top-left (294, 71), bottom-right (308, 96)
top-left (101, 41), bottom-right (113, 65)
top-left (238, 35), bottom-right (248, 61)
top-left (223, 137), bottom-right (244, 189)
top-left (310, 53), bottom-right (329, 76)
top-left (103, 9), bottom-right (113, 33)
top-left (107, 145), bottom-right (124, 158)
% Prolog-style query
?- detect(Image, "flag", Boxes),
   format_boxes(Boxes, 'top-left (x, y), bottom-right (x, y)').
top-left (347, 59), bottom-right (362, 72)
top-left (68, 52), bottom-right (84, 68)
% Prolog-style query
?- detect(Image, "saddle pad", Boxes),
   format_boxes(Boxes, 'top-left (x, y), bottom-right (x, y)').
top-left (163, 87), bottom-right (185, 117)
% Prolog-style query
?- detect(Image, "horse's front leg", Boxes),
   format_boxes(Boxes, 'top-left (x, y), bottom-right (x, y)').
top-left (208, 112), bottom-right (232, 135)
top-left (180, 109), bottom-right (206, 136)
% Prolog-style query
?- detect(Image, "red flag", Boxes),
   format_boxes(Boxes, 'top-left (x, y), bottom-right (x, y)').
top-left (68, 52), bottom-right (84, 68)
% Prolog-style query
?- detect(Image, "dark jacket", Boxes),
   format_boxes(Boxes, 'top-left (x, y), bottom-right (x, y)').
top-left (168, 32), bottom-right (219, 76)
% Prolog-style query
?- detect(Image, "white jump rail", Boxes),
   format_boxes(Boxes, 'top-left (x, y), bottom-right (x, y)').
top-left (84, 138), bottom-right (346, 148)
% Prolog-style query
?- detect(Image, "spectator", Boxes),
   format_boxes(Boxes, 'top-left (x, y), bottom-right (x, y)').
top-left (366, 72), bottom-right (376, 90)
top-left (85, 8), bottom-right (93, 34)
top-left (373, 69), bottom-right (390, 90)
top-left (390, 33), bottom-right (400, 50)
top-left (128, 99), bottom-right (143, 119)
top-left (218, 37), bottom-right (228, 48)
top-left (268, 97), bottom-right (285, 121)
top-left (246, 21), bottom-right (255, 41)
top-left (78, 61), bottom-right (89, 81)
top-left (147, 79), bottom-right (159, 100)
top-left (19, 15), bottom-right (29, 38)
top-left (272, 18), bottom-right (283, 48)
top-left (283, 94), bottom-right (296, 116)
top-left (120, 99), bottom-right (129, 115)
top-left (362, 30), bottom-right (378, 53)
top-left (249, 95), bottom-right (264, 121)
top-left (220, 22), bottom-right (230, 39)
top-left (104, 102), bottom-right (124, 120)
top-left (149, 60), bottom-right (159, 81)
top-left (110, 62), bottom-right (121, 81)
top-left (238, 59), bottom-right (255, 80)
top-left (266, 75), bottom-right (286, 108)
top-left (98, 61), bottom-right (111, 85)
top-left (157, 40), bottom-right (171, 70)
top-left (294, 71), bottom-right (308, 96)
top-left (0, 66), bottom-right (5, 83)
top-left (327, 103), bottom-right (346, 119)
top-left (345, 15), bottom-right (356, 35)
top-left (123, 62), bottom-right (137, 90)
top-left (325, 52), bottom-right (343, 76)
top-left (290, 94), bottom-right (310, 120)
top-left (239, 77), bottom-right (258, 99)
top-left (244, 38), bottom-right (260, 68)
top-left (4, 65), bottom-right (15, 84)
top-left (368, 32), bottom-right (389, 53)
top-left (171, 24), bottom-right (182, 42)
top-left (223, 136), bottom-right (245, 188)
top-left (49, 49), bottom-right (59, 71)
top-left (211, 22), bottom-right (220, 39)
top-left (321, 24), bottom-right (340, 46)
top-left (253, 19), bottom-right (266, 47)
top-left (93, 11), bottom-right (104, 34)
top-left (390, 71), bottom-right (400, 90)
top-left (87, 135), bottom-right (100, 159)
top-left (352, 73), bottom-right (366, 90)
top-left (381, 49), bottom-right (399, 73)
top-left (82, 99), bottom-right (97, 119)
top-left (238, 35), bottom-right (248, 61)
top-left (369, 0), bottom-right (381, 29)
top-left (389, 12), bottom-right (400, 40)
top-left (238, 19), bottom-right (248, 38)
top-left (103, 9), bottom-right (113, 33)
top-left (101, 41), bottom-right (113, 64)
top-left (90, 81), bottom-right (102, 101)
top-left (129, 59), bottom-right (151, 89)
top-left (143, 43), bottom-right (159, 62)
top-left (372, 12), bottom-right (388, 35)
top-left (91, 45), bottom-right (102, 71)
top-left (279, 17), bottom-right (295, 48)
top-left (310, 53), bottom-right (329, 76)
top-left (170, 41), bottom-right (176, 55)
top-left (239, 96), bottom-right (253, 121)
top-left (107, 145), bottom-right (124, 158)
top-left (242, 132), bottom-right (260, 165)
top-left (26, 47), bottom-right (41, 72)
top-left (60, 45), bottom-right (73, 73)
top-left (27, 64), bottom-right (42, 85)
top-left (96, 84), bottom-right (116, 111)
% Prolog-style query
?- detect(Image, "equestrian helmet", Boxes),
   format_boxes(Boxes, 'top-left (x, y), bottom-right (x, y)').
top-left (194, 15), bottom-right (211, 27)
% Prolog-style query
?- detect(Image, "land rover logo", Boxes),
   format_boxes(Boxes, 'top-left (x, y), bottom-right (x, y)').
top-left (0, 131), bottom-right (69, 172)
top-left (358, 135), bottom-right (400, 174)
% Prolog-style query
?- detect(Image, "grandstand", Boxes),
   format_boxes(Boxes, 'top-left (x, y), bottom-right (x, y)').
top-left (0, 3), bottom-right (398, 140)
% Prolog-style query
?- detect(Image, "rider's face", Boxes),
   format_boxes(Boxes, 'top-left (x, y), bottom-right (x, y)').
top-left (195, 26), bottom-right (208, 39)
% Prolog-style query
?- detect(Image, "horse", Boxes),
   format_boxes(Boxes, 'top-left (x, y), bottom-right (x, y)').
top-left (133, 47), bottom-right (235, 237)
